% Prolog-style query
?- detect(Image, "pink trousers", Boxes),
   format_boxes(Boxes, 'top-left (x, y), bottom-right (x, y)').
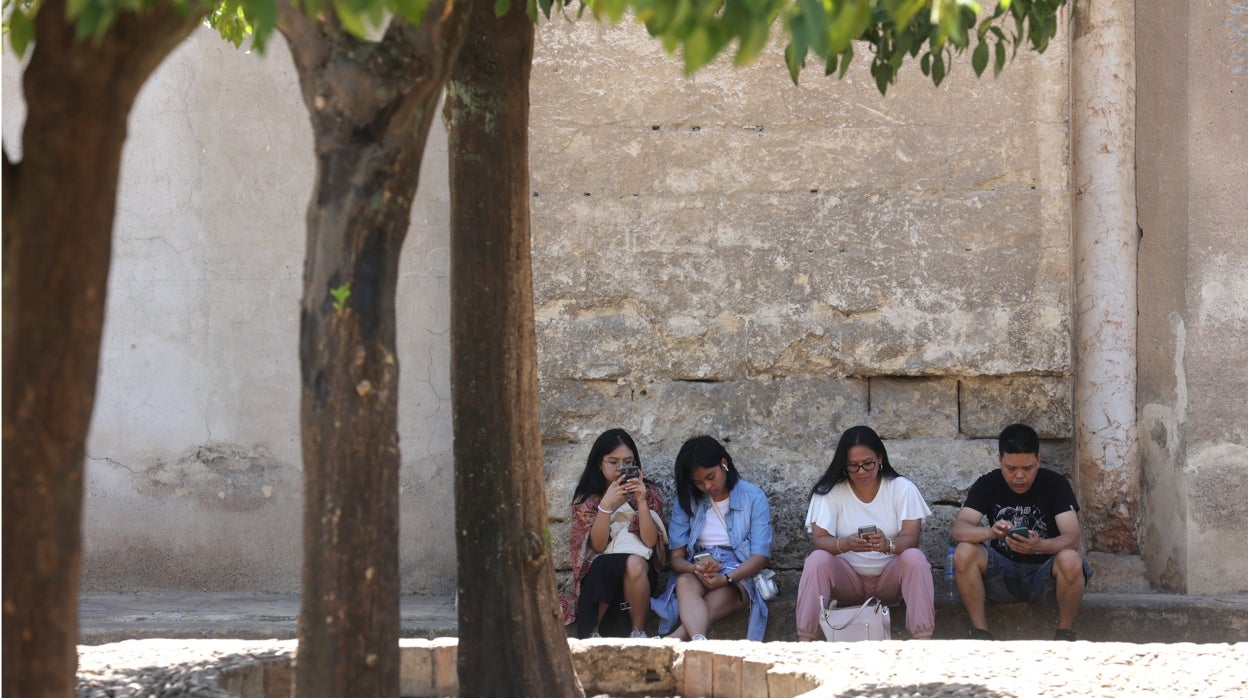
top-left (795, 548), bottom-right (935, 640)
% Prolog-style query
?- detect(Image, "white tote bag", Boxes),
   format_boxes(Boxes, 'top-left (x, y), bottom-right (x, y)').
top-left (818, 595), bottom-right (892, 641)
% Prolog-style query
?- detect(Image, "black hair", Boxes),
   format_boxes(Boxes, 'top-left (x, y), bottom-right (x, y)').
top-left (572, 429), bottom-right (642, 504)
top-left (673, 435), bottom-right (739, 516)
top-left (810, 425), bottom-right (902, 496)
top-left (998, 423), bottom-right (1040, 457)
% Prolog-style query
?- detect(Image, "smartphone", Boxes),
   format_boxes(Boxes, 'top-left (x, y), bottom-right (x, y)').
top-left (857, 525), bottom-right (878, 538)
top-left (1009, 526), bottom-right (1030, 539)
top-left (692, 552), bottom-right (714, 568)
top-left (620, 465), bottom-right (640, 482)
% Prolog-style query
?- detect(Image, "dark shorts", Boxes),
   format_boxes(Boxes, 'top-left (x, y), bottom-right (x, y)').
top-left (982, 543), bottom-right (1093, 605)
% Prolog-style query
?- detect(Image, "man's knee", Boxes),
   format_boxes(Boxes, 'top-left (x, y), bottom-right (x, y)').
top-left (953, 541), bottom-right (986, 573)
top-left (1051, 549), bottom-right (1086, 584)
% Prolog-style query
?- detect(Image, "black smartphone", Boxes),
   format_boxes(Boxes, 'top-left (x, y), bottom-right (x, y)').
top-left (621, 465), bottom-right (640, 481)
top-left (857, 525), bottom-right (878, 537)
top-left (1009, 526), bottom-right (1030, 539)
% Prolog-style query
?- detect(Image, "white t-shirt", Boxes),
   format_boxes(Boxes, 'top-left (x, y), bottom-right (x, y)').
top-left (697, 498), bottom-right (732, 547)
top-left (804, 476), bottom-right (932, 575)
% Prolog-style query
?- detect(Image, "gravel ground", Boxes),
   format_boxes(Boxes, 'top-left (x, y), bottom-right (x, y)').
top-left (76, 638), bottom-right (1248, 697)
top-left (77, 640), bottom-right (295, 698)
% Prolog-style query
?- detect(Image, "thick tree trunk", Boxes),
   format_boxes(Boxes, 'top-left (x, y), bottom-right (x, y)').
top-left (1, 2), bottom-right (205, 695)
top-left (277, 4), bottom-right (468, 696)
top-left (446, 2), bottom-right (583, 695)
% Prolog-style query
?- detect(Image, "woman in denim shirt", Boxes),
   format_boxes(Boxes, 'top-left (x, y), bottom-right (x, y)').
top-left (651, 435), bottom-right (774, 641)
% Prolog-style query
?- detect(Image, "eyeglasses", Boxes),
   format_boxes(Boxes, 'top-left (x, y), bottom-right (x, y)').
top-left (846, 460), bottom-right (879, 473)
top-left (602, 457), bottom-right (635, 471)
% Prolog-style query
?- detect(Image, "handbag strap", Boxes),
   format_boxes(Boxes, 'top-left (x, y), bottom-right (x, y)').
top-left (709, 497), bottom-right (730, 531)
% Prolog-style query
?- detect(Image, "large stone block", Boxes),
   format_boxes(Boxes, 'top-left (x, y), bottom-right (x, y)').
top-left (867, 377), bottom-right (959, 439)
top-left (959, 375), bottom-right (1073, 438)
top-left (883, 438), bottom-right (1000, 504)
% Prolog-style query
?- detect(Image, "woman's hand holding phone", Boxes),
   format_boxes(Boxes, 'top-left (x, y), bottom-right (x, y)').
top-left (691, 552), bottom-right (722, 584)
top-left (852, 524), bottom-right (881, 552)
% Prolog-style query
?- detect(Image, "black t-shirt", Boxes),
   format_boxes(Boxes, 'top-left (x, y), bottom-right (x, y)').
top-left (963, 468), bottom-right (1080, 564)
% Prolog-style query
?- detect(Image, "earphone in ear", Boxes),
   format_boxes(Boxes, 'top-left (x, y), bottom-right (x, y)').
top-left (721, 463), bottom-right (729, 472)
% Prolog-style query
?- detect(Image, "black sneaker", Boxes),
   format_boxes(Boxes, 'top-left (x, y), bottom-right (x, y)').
top-left (1054, 628), bottom-right (1078, 641)
top-left (968, 628), bottom-right (994, 640)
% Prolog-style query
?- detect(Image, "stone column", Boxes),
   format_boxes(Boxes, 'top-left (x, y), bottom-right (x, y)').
top-left (1071, 0), bottom-right (1140, 553)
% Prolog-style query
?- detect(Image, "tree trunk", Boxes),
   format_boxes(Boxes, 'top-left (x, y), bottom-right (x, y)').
top-left (2, 1), bottom-right (205, 695)
top-left (446, 2), bottom-right (583, 695)
top-left (277, 5), bottom-right (468, 696)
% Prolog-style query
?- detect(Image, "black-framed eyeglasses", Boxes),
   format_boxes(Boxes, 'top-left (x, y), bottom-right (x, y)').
top-left (846, 460), bottom-right (879, 473)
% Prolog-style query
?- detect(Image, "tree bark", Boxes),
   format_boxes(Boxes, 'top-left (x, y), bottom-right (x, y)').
top-left (277, 4), bottom-right (468, 696)
top-left (2, 1), bottom-right (205, 695)
top-left (446, 2), bottom-right (583, 695)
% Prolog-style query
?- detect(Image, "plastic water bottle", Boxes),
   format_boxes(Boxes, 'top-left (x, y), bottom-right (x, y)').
top-left (944, 544), bottom-right (959, 601)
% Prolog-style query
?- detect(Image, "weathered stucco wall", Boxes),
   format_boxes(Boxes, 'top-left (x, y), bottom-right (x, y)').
top-left (7, 6), bottom-right (1242, 596)
top-left (1137, 0), bottom-right (1248, 594)
top-left (3, 30), bottom-right (457, 593)
top-left (529, 20), bottom-right (1075, 579)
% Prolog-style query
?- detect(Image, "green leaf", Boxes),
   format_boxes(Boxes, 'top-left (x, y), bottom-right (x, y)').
top-left (733, 20), bottom-right (770, 66)
top-left (684, 23), bottom-right (714, 72)
top-left (871, 60), bottom-right (891, 94)
top-left (795, 0), bottom-right (828, 56)
top-left (493, 0), bottom-right (509, 17)
top-left (330, 283), bottom-right (351, 314)
top-left (393, 0), bottom-right (430, 23)
top-left (993, 36), bottom-right (1006, 75)
top-left (331, 0), bottom-right (369, 38)
top-left (784, 41), bottom-right (805, 84)
top-left (971, 39), bottom-right (988, 76)
top-left (931, 49), bottom-right (946, 85)
top-left (7, 8), bottom-right (33, 58)
top-left (836, 46), bottom-right (854, 79)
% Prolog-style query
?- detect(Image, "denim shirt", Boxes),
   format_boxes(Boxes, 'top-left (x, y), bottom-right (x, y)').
top-left (660, 478), bottom-right (773, 640)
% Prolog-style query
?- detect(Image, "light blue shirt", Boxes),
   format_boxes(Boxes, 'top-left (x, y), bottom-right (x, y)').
top-left (654, 478), bottom-right (773, 640)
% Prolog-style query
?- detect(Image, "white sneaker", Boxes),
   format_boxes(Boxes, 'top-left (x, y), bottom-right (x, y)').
top-left (691, 634), bottom-right (708, 641)
top-left (629, 629), bottom-right (647, 639)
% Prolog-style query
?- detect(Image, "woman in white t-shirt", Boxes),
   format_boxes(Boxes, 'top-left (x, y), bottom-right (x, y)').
top-left (795, 425), bottom-right (935, 640)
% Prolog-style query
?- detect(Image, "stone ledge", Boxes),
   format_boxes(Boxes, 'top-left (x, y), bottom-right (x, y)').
top-left (569, 592), bottom-right (1248, 644)
top-left (77, 638), bottom-right (1248, 698)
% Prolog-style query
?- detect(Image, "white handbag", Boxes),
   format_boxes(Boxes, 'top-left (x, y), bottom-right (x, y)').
top-left (818, 595), bottom-right (891, 641)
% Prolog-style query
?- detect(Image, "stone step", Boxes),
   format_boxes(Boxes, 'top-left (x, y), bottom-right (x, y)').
top-left (687, 592), bottom-right (1248, 643)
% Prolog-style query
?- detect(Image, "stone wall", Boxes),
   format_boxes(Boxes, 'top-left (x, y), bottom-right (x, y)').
top-left (6, 8), bottom-right (1244, 596)
top-left (2, 30), bottom-right (457, 593)
top-left (1136, 0), bottom-right (1248, 594)
top-left (531, 20), bottom-right (1074, 578)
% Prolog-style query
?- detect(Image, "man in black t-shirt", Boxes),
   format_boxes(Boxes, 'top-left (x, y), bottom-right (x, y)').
top-left (951, 424), bottom-right (1093, 641)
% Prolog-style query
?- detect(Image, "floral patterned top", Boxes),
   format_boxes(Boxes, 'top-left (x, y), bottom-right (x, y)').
top-left (559, 482), bottom-right (667, 626)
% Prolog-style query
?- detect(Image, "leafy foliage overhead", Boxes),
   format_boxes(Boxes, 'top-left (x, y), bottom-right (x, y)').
top-left (3, 0), bottom-right (1068, 93)
top-left (544, 0), bottom-right (1070, 92)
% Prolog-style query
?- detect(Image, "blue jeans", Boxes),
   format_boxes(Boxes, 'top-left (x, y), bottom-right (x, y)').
top-left (982, 543), bottom-right (1093, 605)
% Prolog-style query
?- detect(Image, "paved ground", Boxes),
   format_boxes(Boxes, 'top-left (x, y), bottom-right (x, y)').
top-left (74, 636), bottom-right (1248, 697)
top-left (79, 590), bottom-right (1248, 645)
top-left (75, 593), bottom-right (1248, 696)
top-left (79, 592), bottom-right (458, 645)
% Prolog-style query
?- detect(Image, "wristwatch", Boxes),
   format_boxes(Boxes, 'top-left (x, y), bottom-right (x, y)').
top-left (887, 539), bottom-right (896, 554)
top-left (724, 574), bottom-right (737, 588)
